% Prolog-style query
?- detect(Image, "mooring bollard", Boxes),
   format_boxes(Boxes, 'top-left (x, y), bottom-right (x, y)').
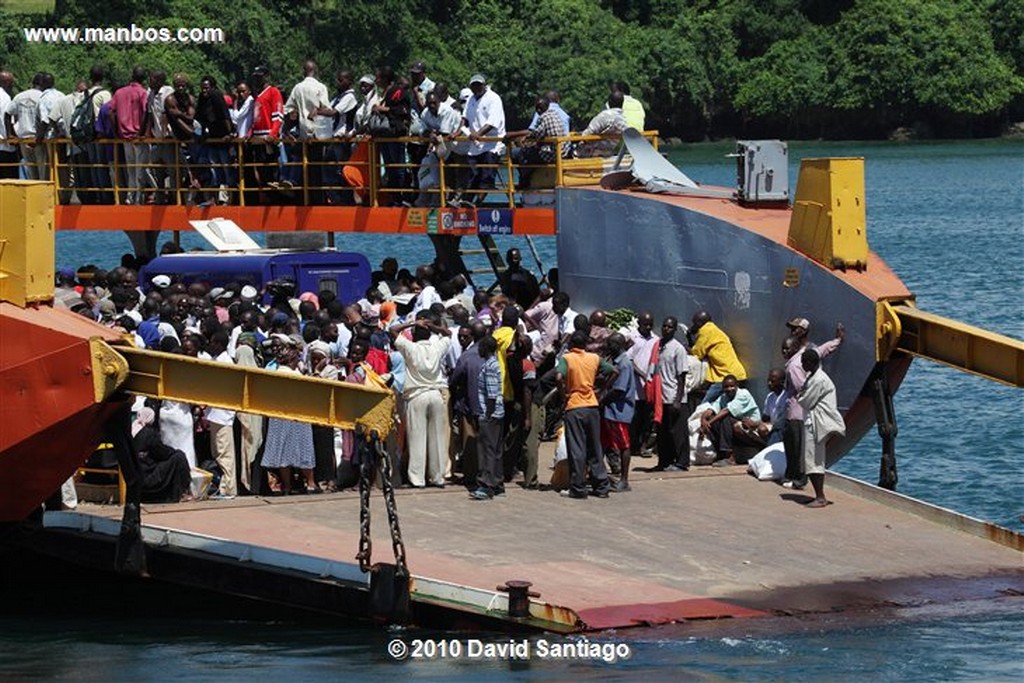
top-left (497, 580), bottom-right (539, 618)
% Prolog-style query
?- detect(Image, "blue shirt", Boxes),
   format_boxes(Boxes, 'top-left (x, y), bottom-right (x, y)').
top-left (602, 351), bottom-right (636, 423)
top-left (388, 350), bottom-right (406, 393)
top-left (477, 355), bottom-right (505, 419)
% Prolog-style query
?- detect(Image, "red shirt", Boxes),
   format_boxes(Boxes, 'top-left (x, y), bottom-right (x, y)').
top-left (253, 85), bottom-right (283, 137)
top-left (109, 82), bottom-right (148, 139)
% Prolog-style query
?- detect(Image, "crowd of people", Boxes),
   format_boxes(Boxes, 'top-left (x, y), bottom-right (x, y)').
top-left (0, 60), bottom-right (644, 208)
top-left (57, 246), bottom-right (847, 509)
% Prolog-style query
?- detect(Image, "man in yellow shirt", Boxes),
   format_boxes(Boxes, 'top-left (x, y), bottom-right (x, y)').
top-left (689, 311), bottom-right (747, 402)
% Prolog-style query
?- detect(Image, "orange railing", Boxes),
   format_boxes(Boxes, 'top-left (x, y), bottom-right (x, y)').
top-left (0, 132), bottom-right (658, 209)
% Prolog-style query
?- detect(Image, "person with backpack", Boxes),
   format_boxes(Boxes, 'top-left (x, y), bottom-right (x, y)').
top-left (44, 79), bottom-right (86, 203)
top-left (76, 65), bottom-right (112, 204)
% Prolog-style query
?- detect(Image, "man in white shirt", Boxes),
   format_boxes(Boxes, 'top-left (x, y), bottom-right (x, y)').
top-left (412, 266), bottom-right (442, 317)
top-left (284, 60), bottom-right (330, 140)
top-left (43, 80), bottom-right (84, 202)
top-left (313, 70), bottom-right (358, 205)
top-left (0, 71), bottom-right (17, 179)
top-left (416, 87), bottom-right (462, 206)
top-left (391, 314), bottom-right (453, 488)
top-left (283, 60), bottom-right (329, 197)
top-left (147, 70), bottom-right (176, 204)
top-left (204, 331), bottom-right (238, 497)
top-left (5, 73), bottom-right (43, 179)
top-left (462, 73), bottom-right (505, 205)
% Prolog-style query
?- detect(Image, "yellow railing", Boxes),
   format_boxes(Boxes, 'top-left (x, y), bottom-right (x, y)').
top-left (0, 132), bottom-right (658, 209)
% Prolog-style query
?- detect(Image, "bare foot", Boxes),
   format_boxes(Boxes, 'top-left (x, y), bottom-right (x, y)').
top-left (805, 498), bottom-right (831, 508)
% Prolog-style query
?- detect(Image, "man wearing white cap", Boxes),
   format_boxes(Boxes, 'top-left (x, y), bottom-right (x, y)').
top-left (462, 73), bottom-right (505, 206)
top-left (151, 274), bottom-right (171, 289)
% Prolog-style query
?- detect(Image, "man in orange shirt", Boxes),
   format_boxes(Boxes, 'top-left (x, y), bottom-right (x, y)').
top-left (555, 330), bottom-right (615, 499)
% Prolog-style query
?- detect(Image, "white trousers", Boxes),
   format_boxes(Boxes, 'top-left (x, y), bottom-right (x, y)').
top-left (404, 389), bottom-right (447, 487)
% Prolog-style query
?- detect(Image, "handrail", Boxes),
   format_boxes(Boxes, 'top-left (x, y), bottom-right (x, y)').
top-left (0, 131), bottom-right (659, 209)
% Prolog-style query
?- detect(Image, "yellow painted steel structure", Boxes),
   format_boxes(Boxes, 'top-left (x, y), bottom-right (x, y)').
top-left (2, 133), bottom-right (658, 210)
top-left (92, 340), bottom-right (395, 436)
top-left (877, 301), bottom-right (1024, 387)
top-left (0, 180), bottom-right (55, 306)
top-left (788, 158), bottom-right (869, 271)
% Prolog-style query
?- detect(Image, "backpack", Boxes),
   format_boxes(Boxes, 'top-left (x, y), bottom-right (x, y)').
top-left (69, 88), bottom-right (99, 145)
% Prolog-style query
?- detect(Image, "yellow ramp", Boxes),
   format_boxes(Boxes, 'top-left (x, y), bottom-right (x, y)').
top-left (881, 302), bottom-right (1024, 387)
top-left (107, 342), bottom-right (394, 436)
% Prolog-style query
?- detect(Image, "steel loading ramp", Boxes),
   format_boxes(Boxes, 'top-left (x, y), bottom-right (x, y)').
top-left (877, 301), bottom-right (1024, 387)
top-left (93, 340), bottom-right (394, 436)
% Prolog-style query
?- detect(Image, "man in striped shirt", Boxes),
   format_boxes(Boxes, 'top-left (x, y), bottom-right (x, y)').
top-left (470, 334), bottom-right (505, 500)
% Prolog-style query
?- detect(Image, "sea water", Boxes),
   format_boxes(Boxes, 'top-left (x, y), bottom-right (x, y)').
top-left (19, 140), bottom-right (1022, 680)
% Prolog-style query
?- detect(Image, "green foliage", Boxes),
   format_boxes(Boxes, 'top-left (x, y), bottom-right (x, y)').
top-left (605, 308), bottom-right (636, 331)
top-left (1, 0), bottom-right (1019, 139)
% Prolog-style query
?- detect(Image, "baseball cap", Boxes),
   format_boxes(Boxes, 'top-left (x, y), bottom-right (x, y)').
top-left (252, 65), bottom-right (270, 76)
top-left (468, 73), bottom-right (486, 86)
top-left (459, 87), bottom-right (472, 102)
top-left (151, 274), bottom-right (171, 288)
top-left (410, 61), bottom-right (427, 74)
top-left (787, 317), bottom-right (810, 330)
top-left (209, 286), bottom-right (224, 300)
top-left (240, 285), bottom-right (258, 300)
top-left (358, 74), bottom-right (374, 86)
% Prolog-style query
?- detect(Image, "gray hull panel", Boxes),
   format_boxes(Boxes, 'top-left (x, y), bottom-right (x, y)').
top-left (557, 189), bottom-right (896, 463)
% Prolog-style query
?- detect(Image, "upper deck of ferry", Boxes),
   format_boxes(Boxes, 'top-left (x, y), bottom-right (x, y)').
top-left (3, 132), bottom-right (653, 236)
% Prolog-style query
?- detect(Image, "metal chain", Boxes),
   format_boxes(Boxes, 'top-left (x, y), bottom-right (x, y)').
top-left (376, 437), bottom-right (408, 576)
top-left (354, 431), bottom-right (408, 577)
top-left (355, 437), bottom-right (373, 573)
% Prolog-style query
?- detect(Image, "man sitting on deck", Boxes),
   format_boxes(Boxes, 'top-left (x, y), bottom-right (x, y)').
top-left (699, 374), bottom-right (760, 467)
top-left (734, 367), bottom-right (787, 449)
top-left (505, 95), bottom-right (570, 187)
top-left (576, 90), bottom-right (628, 158)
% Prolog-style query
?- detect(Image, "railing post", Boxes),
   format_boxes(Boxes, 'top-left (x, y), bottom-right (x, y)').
top-left (112, 140), bottom-right (121, 206)
top-left (369, 139), bottom-right (379, 208)
top-left (505, 147), bottom-right (515, 208)
top-left (49, 140), bottom-right (59, 205)
top-left (302, 139), bottom-right (310, 206)
top-left (237, 140), bottom-right (245, 207)
top-left (174, 141), bottom-right (182, 206)
top-left (439, 148), bottom-right (447, 208)
top-left (555, 137), bottom-right (565, 188)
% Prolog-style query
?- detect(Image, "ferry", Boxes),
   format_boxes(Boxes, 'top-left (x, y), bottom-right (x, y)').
top-left (1, 131), bottom-right (1021, 630)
